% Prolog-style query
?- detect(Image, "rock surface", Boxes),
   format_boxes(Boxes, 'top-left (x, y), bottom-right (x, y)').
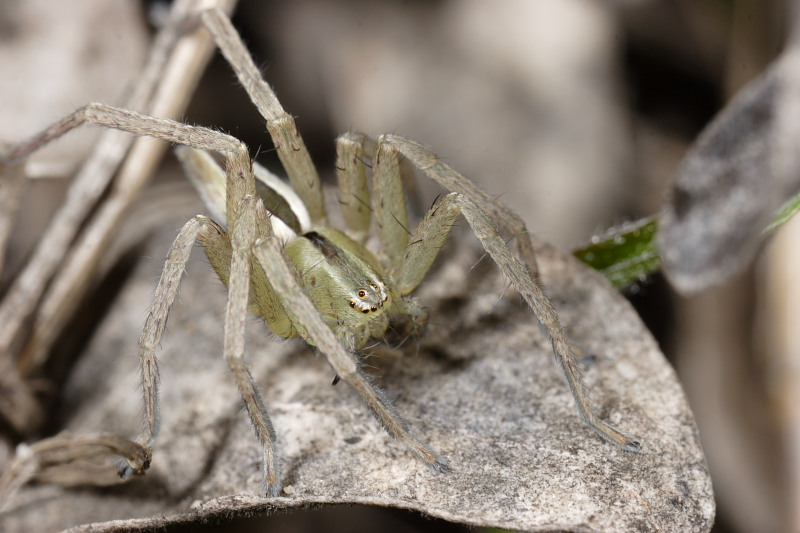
top-left (0, 220), bottom-right (714, 532)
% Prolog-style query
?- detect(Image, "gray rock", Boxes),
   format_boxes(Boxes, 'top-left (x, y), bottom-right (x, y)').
top-left (0, 223), bottom-right (714, 532)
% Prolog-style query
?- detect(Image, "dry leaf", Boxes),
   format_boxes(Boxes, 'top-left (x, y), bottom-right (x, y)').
top-left (0, 200), bottom-right (713, 532)
top-left (660, 56), bottom-right (800, 294)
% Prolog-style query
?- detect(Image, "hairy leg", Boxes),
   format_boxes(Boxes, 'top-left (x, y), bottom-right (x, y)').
top-left (130, 216), bottom-right (209, 462)
top-left (380, 138), bottom-right (642, 451)
top-left (5, 102), bottom-right (286, 490)
top-left (224, 196), bottom-right (281, 496)
top-left (335, 132), bottom-right (373, 242)
top-left (200, 7), bottom-right (326, 226)
top-left (380, 135), bottom-right (540, 278)
top-left (253, 234), bottom-right (449, 472)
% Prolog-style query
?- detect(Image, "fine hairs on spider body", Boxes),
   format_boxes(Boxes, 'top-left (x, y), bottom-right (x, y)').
top-left (3, 8), bottom-right (641, 496)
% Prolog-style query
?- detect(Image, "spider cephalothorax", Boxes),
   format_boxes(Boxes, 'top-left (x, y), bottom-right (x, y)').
top-left (2, 6), bottom-right (640, 498)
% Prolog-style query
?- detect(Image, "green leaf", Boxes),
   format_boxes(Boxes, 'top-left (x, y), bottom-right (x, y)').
top-left (573, 189), bottom-right (800, 291)
top-left (763, 190), bottom-right (800, 234)
top-left (573, 217), bottom-right (660, 291)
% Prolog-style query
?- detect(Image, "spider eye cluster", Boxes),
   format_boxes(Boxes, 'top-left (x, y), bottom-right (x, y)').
top-left (348, 282), bottom-right (389, 314)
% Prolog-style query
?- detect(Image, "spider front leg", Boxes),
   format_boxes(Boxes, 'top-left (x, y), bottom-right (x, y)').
top-left (124, 215), bottom-right (210, 476)
top-left (5, 103), bottom-right (283, 493)
top-left (376, 137), bottom-right (642, 453)
top-left (121, 209), bottom-right (281, 494)
top-left (186, 12), bottom-right (450, 471)
top-left (218, 195), bottom-right (282, 496)
top-left (252, 236), bottom-right (449, 473)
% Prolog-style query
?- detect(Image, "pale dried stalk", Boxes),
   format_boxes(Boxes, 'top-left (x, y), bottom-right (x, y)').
top-left (767, 2), bottom-right (800, 529)
top-left (0, 356), bottom-right (42, 434)
top-left (0, 0), bottom-right (239, 432)
top-left (0, 162), bottom-right (26, 280)
top-left (16, 0), bottom-right (238, 374)
top-left (0, 7), bottom-right (176, 434)
top-left (762, 214), bottom-right (800, 531)
top-left (0, 5), bottom-right (179, 354)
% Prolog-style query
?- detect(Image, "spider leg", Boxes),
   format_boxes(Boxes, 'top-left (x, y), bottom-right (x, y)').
top-left (253, 235), bottom-right (449, 472)
top-left (378, 136), bottom-right (642, 452)
top-left (4, 103), bottom-right (246, 165)
top-left (128, 211), bottom-right (281, 494)
top-left (124, 210), bottom-right (280, 488)
top-left (371, 140), bottom-right (412, 268)
top-left (336, 132), bottom-right (425, 243)
top-left (380, 135), bottom-right (540, 278)
top-left (6, 103), bottom-right (285, 491)
top-left (335, 132), bottom-right (374, 241)
top-left (223, 195), bottom-right (281, 496)
top-left (132, 216), bottom-right (208, 464)
top-left (200, 7), bottom-right (326, 227)
top-left (395, 194), bottom-right (459, 296)
top-left (4, 103), bottom-right (245, 455)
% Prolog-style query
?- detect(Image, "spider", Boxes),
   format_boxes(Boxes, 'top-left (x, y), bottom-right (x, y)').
top-left (3, 8), bottom-right (640, 497)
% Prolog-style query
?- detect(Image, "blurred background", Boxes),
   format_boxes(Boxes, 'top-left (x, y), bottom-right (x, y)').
top-left (0, 0), bottom-right (792, 531)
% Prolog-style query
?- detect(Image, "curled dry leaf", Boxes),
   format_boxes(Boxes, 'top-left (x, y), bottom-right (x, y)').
top-left (0, 204), bottom-right (713, 532)
top-left (659, 56), bottom-right (800, 294)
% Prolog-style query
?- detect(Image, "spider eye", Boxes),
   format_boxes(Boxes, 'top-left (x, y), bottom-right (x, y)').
top-left (369, 283), bottom-right (378, 290)
top-left (357, 289), bottom-right (367, 298)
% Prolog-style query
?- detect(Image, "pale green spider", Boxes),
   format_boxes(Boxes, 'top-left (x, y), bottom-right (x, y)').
top-left (4, 8), bottom-right (640, 497)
